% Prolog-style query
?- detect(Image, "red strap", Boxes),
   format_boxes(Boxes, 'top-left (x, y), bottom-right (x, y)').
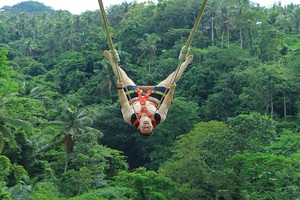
top-left (132, 117), bottom-right (157, 128)
top-left (137, 90), bottom-right (153, 118)
top-left (151, 118), bottom-right (157, 128)
top-left (132, 118), bottom-right (140, 128)
top-left (132, 90), bottom-right (157, 128)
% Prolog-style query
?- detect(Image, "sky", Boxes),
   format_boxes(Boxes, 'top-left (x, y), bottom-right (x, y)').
top-left (0, 0), bottom-right (299, 15)
top-left (0, 0), bottom-right (156, 14)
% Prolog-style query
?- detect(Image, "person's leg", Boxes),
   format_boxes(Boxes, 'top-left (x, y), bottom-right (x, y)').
top-left (150, 55), bottom-right (193, 102)
top-left (104, 50), bottom-right (135, 86)
top-left (117, 67), bottom-right (135, 86)
top-left (157, 55), bottom-right (193, 87)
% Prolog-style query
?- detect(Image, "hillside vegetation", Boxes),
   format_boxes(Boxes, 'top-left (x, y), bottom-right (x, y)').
top-left (1, 0), bottom-right (300, 199)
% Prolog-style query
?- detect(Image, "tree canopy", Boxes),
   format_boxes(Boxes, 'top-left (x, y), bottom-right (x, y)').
top-left (1, 0), bottom-right (300, 199)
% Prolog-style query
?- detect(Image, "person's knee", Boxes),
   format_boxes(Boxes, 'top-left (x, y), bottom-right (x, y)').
top-left (123, 79), bottom-right (135, 86)
top-left (156, 80), bottom-right (169, 87)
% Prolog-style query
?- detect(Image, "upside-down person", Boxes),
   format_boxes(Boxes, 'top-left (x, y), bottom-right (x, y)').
top-left (104, 50), bottom-right (193, 136)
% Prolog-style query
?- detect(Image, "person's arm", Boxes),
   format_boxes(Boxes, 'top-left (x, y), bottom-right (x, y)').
top-left (157, 83), bottom-right (176, 121)
top-left (117, 80), bottom-right (133, 121)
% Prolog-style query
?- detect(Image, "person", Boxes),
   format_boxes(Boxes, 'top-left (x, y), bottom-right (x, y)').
top-left (104, 50), bottom-right (193, 136)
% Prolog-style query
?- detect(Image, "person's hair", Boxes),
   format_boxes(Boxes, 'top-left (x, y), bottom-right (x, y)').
top-left (138, 129), bottom-right (153, 136)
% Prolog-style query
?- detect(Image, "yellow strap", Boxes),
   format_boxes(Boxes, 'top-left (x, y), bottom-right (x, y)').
top-left (125, 89), bottom-right (167, 97)
top-left (125, 90), bottom-right (138, 95)
top-left (152, 90), bottom-right (167, 97)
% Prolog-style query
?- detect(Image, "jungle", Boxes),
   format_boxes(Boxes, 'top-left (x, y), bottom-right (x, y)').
top-left (1, 0), bottom-right (300, 199)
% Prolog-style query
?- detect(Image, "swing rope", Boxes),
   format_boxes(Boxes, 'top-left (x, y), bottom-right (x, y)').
top-left (97, 0), bottom-right (141, 119)
top-left (169, 0), bottom-right (209, 87)
top-left (156, 0), bottom-right (208, 109)
top-left (97, 0), bottom-right (121, 78)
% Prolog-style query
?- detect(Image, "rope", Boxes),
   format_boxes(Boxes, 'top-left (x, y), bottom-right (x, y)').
top-left (97, 0), bottom-right (121, 78)
top-left (156, 0), bottom-right (208, 109)
top-left (97, 0), bottom-right (139, 118)
top-left (170, 0), bottom-right (209, 86)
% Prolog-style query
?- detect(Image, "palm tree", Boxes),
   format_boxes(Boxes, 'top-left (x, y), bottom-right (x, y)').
top-left (206, 0), bottom-right (219, 46)
top-left (232, 0), bottom-right (251, 50)
top-left (6, 15), bottom-right (18, 34)
top-left (17, 12), bottom-right (27, 38)
top-left (267, 9), bottom-right (280, 25)
top-left (107, 2), bottom-right (131, 28)
top-left (22, 39), bottom-right (35, 56)
top-left (47, 105), bottom-right (103, 173)
top-left (0, 102), bottom-right (31, 154)
top-left (92, 60), bottom-right (114, 101)
top-left (135, 33), bottom-right (161, 73)
top-left (63, 30), bottom-right (77, 50)
top-left (291, 5), bottom-right (300, 33)
top-left (28, 15), bottom-right (38, 39)
top-left (218, 4), bottom-right (233, 48)
top-left (17, 82), bottom-right (48, 100)
top-left (73, 15), bottom-right (83, 30)
top-left (81, 11), bottom-right (94, 26)
top-left (44, 35), bottom-right (59, 58)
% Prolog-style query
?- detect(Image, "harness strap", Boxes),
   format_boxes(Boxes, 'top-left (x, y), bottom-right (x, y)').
top-left (125, 90), bottom-right (138, 95)
top-left (125, 89), bottom-right (167, 98)
top-left (132, 117), bottom-right (140, 128)
top-left (131, 90), bottom-right (157, 128)
top-left (152, 90), bottom-right (167, 97)
top-left (137, 90), bottom-right (153, 117)
top-left (132, 115), bottom-right (157, 128)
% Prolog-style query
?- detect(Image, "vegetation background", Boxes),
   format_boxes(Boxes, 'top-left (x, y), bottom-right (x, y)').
top-left (1, 0), bottom-right (300, 199)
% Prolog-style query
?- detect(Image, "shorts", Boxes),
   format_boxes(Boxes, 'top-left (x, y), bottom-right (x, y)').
top-left (123, 85), bottom-right (169, 102)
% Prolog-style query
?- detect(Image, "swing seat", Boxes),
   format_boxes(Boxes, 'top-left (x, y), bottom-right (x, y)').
top-left (138, 86), bottom-right (154, 92)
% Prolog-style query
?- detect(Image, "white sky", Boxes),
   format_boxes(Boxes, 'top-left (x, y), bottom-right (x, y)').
top-left (0, 0), bottom-right (299, 15)
top-left (0, 0), bottom-right (156, 14)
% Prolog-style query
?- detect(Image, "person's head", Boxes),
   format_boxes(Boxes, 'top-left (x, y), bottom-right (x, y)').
top-left (138, 116), bottom-right (154, 136)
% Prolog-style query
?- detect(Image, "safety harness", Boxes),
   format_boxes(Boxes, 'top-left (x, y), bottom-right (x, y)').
top-left (131, 90), bottom-right (158, 128)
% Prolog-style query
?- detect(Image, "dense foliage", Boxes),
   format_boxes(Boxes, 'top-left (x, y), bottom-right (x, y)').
top-left (1, 0), bottom-right (300, 199)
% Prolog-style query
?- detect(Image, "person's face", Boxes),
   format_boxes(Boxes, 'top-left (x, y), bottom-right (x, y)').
top-left (138, 116), bottom-right (153, 135)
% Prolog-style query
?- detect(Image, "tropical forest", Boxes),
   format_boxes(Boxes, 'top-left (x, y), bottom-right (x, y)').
top-left (1, 0), bottom-right (300, 199)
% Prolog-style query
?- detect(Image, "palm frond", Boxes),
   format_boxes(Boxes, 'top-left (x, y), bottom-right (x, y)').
top-left (33, 131), bottom-right (65, 157)
top-left (2, 117), bottom-right (31, 132)
top-left (30, 87), bottom-right (43, 94)
top-left (48, 120), bottom-right (65, 125)
top-left (76, 116), bottom-right (93, 125)
top-left (76, 109), bottom-right (89, 119)
top-left (29, 87), bottom-right (48, 100)
top-left (0, 133), bottom-right (3, 154)
top-left (48, 121), bottom-right (70, 130)
top-left (48, 120), bottom-right (67, 126)
top-left (80, 126), bottom-right (103, 137)
top-left (0, 125), bottom-right (17, 152)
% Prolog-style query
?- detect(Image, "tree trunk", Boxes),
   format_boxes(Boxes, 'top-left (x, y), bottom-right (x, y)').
top-left (227, 31), bottom-right (230, 46)
top-left (215, 192), bottom-right (219, 200)
top-left (283, 93), bottom-right (287, 120)
top-left (221, 32), bottom-right (224, 49)
top-left (148, 58), bottom-right (151, 73)
top-left (211, 17), bottom-right (214, 46)
top-left (240, 27), bottom-right (243, 50)
top-left (270, 96), bottom-right (274, 119)
top-left (64, 155), bottom-right (68, 173)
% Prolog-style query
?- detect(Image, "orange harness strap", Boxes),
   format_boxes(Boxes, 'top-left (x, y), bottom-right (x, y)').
top-left (132, 90), bottom-right (157, 128)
